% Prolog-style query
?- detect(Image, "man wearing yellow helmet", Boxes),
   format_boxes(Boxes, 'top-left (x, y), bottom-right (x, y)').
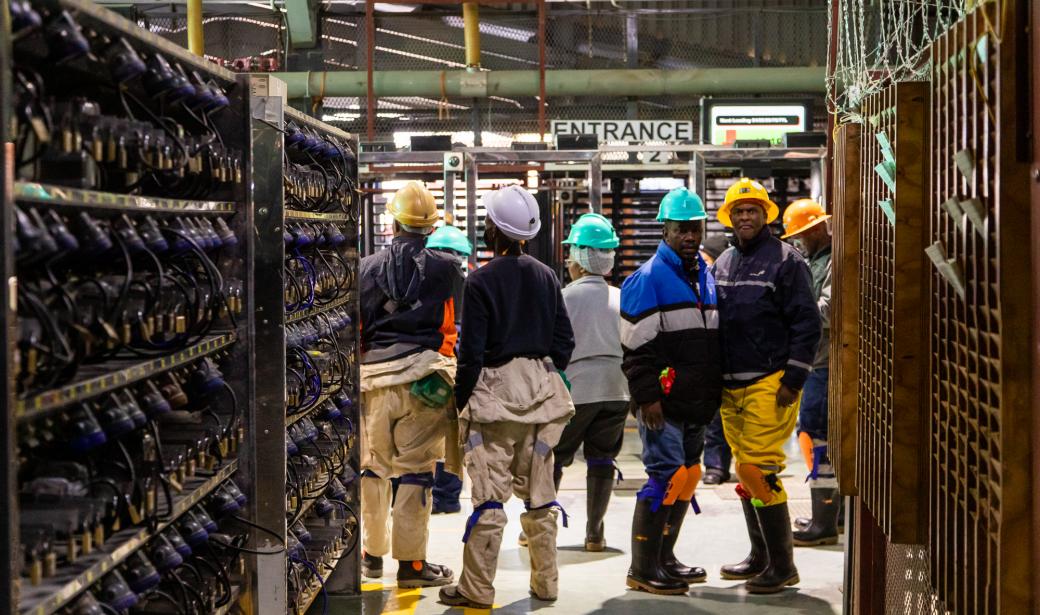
top-left (780, 199), bottom-right (839, 547)
top-left (712, 178), bottom-right (821, 595)
top-left (357, 181), bottom-right (463, 588)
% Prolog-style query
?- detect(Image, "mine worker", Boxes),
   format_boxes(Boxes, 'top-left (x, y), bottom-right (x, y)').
top-left (439, 185), bottom-right (576, 609)
top-left (713, 178), bottom-right (821, 594)
top-left (780, 199), bottom-right (839, 546)
top-left (699, 235), bottom-right (734, 486)
top-left (548, 213), bottom-right (629, 552)
top-left (357, 181), bottom-right (462, 588)
top-left (619, 187), bottom-right (722, 595)
top-left (425, 225), bottom-right (474, 515)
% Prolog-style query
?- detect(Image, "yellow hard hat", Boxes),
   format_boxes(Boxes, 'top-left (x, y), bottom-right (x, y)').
top-left (717, 178), bottom-right (779, 228)
top-left (781, 198), bottom-right (831, 239)
top-left (387, 181), bottom-right (438, 228)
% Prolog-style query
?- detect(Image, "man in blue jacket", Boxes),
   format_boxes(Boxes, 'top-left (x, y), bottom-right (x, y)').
top-left (712, 178), bottom-right (821, 595)
top-left (620, 187), bottom-right (723, 595)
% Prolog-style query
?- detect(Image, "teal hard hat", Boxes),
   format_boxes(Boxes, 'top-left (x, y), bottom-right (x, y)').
top-left (426, 225), bottom-right (473, 256)
top-left (562, 213), bottom-right (620, 249)
top-left (657, 187), bottom-right (707, 222)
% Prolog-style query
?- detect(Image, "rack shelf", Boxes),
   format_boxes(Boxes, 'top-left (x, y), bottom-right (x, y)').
top-left (285, 209), bottom-right (354, 223)
top-left (292, 542), bottom-right (348, 615)
top-left (16, 333), bottom-right (237, 422)
top-left (14, 183), bottom-right (237, 215)
top-left (57, 0), bottom-right (237, 83)
top-left (286, 391), bottom-right (336, 428)
top-left (18, 461), bottom-right (239, 615)
top-left (285, 294), bottom-right (354, 324)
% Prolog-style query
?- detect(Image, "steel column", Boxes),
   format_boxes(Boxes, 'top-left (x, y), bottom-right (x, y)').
top-left (465, 153), bottom-right (479, 267)
top-left (587, 154), bottom-right (602, 213)
top-left (537, 0), bottom-right (547, 139)
top-left (365, 0), bottom-right (375, 141)
top-left (242, 77), bottom-right (288, 615)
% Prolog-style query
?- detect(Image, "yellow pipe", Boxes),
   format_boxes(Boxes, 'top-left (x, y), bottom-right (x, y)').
top-left (187, 0), bottom-right (204, 56)
top-left (462, 2), bottom-right (480, 68)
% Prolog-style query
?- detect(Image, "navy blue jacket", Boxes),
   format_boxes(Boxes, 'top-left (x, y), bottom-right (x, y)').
top-left (359, 236), bottom-right (463, 364)
top-left (711, 227), bottom-right (821, 390)
top-left (620, 241), bottom-right (722, 425)
top-left (455, 255), bottom-right (575, 410)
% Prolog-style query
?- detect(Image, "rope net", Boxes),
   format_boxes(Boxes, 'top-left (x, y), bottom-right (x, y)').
top-left (827, 0), bottom-right (967, 122)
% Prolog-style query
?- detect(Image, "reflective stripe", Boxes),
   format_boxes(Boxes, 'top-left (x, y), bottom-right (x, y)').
top-left (620, 312), bottom-right (661, 350)
top-left (704, 309), bottom-right (720, 330)
top-left (534, 439), bottom-right (552, 457)
top-left (660, 307), bottom-right (703, 331)
top-left (465, 431), bottom-right (483, 452)
top-left (787, 359), bottom-right (813, 371)
top-left (716, 279), bottom-right (776, 290)
top-left (723, 371), bottom-right (770, 382)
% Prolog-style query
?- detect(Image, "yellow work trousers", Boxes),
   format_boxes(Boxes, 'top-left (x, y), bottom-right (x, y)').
top-left (720, 371), bottom-right (801, 505)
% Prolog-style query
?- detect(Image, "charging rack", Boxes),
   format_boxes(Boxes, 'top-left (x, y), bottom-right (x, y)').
top-left (2, 2), bottom-right (360, 614)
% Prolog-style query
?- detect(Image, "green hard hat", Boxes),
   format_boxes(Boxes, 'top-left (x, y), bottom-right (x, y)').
top-left (562, 213), bottom-right (620, 249)
top-left (657, 187), bottom-right (707, 222)
top-left (426, 225), bottom-right (473, 256)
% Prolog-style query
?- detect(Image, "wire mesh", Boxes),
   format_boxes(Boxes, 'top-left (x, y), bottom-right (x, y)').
top-left (827, 0), bottom-right (966, 122)
top-left (885, 543), bottom-right (949, 615)
top-left (136, 4), bottom-right (827, 139)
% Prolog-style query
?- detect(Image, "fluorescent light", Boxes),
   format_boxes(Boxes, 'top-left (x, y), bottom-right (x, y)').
top-left (374, 3), bottom-right (419, 13)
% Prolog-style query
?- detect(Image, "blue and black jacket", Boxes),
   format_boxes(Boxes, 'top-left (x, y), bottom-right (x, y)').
top-left (359, 236), bottom-right (463, 364)
top-left (711, 227), bottom-right (821, 390)
top-left (620, 241), bottom-right (722, 425)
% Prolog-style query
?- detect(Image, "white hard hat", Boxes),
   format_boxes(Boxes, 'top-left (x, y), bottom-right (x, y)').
top-left (483, 185), bottom-right (541, 241)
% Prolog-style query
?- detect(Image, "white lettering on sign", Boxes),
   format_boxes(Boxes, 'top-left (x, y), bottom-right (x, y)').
top-left (550, 120), bottom-right (694, 143)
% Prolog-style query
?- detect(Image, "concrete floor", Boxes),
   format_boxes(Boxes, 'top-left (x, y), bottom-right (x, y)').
top-left (317, 421), bottom-right (845, 615)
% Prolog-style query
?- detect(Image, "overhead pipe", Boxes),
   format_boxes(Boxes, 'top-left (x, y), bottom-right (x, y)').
top-left (462, 2), bottom-right (481, 68)
top-left (187, 0), bottom-right (204, 56)
top-left (273, 66), bottom-right (827, 99)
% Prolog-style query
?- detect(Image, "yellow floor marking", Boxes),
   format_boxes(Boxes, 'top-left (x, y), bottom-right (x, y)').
top-left (361, 582), bottom-right (386, 592)
top-left (382, 587), bottom-right (422, 615)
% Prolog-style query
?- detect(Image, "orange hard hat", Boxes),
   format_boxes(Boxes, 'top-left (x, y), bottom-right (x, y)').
top-left (781, 198), bottom-right (831, 239)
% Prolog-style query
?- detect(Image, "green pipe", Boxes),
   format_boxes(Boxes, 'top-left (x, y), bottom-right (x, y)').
top-left (271, 66), bottom-right (826, 99)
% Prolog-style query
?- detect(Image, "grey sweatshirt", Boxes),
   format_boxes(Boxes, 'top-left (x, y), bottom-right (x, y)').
top-left (562, 275), bottom-right (630, 405)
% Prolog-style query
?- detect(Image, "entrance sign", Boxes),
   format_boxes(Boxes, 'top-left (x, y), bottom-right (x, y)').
top-left (551, 120), bottom-right (695, 143)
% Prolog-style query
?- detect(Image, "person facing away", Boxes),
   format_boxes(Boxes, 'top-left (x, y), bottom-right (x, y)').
top-left (520, 213), bottom-right (629, 553)
top-left (356, 181), bottom-right (463, 588)
top-left (439, 185), bottom-right (575, 609)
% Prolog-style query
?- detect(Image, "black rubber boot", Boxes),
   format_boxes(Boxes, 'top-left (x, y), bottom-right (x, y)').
top-left (659, 502), bottom-right (707, 583)
top-left (793, 488), bottom-right (839, 547)
top-left (585, 468), bottom-right (614, 552)
top-left (746, 503), bottom-right (799, 594)
top-left (720, 498), bottom-right (768, 580)
top-left (396, 560), bottom-right (454, 588)
top-left (361, 552), bottom-right (383, 579)
top-left (625, 498), bottom-right (689, 595)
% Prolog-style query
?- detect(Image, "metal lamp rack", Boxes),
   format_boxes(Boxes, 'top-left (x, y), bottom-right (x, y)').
top-left (1, 3), bottom-right (360, 614)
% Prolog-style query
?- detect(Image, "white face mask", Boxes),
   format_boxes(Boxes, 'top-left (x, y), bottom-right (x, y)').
top-left (457, 255), bottom-right (469, 275)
